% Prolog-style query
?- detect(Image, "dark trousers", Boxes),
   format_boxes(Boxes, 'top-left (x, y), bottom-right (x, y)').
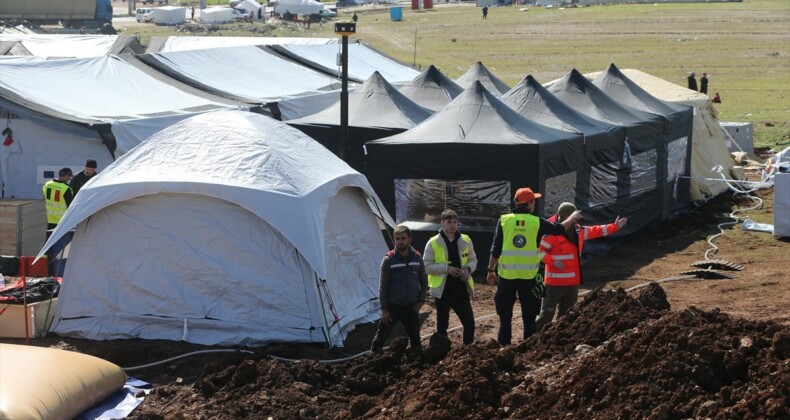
top-left (494, 278), bottom-right (540, 345)
top-left (435, 289), bottom-right (475, 344)
top-left (371, 303), bottom-right (421, 351)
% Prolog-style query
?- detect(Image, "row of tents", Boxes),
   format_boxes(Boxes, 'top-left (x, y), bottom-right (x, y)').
top-left (1, 35), bottom-right (736, 347)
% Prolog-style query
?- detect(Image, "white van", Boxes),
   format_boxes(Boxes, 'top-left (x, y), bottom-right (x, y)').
top-left (136, 8), bottom-right (154, 22)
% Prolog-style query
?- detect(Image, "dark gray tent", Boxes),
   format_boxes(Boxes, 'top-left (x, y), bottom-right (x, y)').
top-left (548, 69), bottom-right (666, 234)
top-left (592, 63), bottom-right (694, 220)
top-left (501, 75), bottom-right (625, 222)
top-left (397, 65), bottom-right (464, 111)
top-left (455, 61), bottom-right (511, 95)
top-left (365, 81), bottom-right (582, 268)
top-left (287, 71), bottom-right (432, 171)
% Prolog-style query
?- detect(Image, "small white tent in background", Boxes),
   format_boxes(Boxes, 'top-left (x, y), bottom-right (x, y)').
top-left (40, 111), bottom-right (393, 347)
top-left (153, 6), bottom-right (187, 25)
top-left (199, 7), bottom-right (233, 23)
top-left (273, 0), bottom-right (323, 16)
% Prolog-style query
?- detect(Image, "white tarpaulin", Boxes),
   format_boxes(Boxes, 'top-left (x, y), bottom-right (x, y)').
top-left (147, 36), bottom-right (337, 53)
top-left (0, 56), bottom-right (235, 121)
top-left (199, 7), bottom-right (232, 23)
top-left (270, 43), bottom-right (420, 84)
top-left (153, 6), bottom-right (187, 25)
top-left (40, 111), bottom-right (393, 346)
top-left (139, 46), bottom-right (342, 103)
top-left (0, 34), bottom-right (118, 58)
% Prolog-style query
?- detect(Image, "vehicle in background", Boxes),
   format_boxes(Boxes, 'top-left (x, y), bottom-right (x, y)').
top-left (142, 0), bottom-right (169, 4)
top-left (271, 0), bottom-right (324, 17)
top-left (0, 0), bottom-right (113, 28)
top-left (335, 0), bottom-right (364, 7)
top-left (231, 8), bottom-right (250, 20)
top-left (136, 7), bottom-right (155, 22)
top-left (321, 6), bottom-right (337, 18)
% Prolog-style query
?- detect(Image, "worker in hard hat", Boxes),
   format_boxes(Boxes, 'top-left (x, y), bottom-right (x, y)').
top-left (535, 202), bottom-right (627, 331)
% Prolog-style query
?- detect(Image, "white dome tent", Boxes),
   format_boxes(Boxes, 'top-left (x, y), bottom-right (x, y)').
top-left (39, 111), bottom-right (393, 347)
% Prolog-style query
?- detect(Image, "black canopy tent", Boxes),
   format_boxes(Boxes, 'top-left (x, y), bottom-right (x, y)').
top-left (502, 75), bottom-right (626, 222)
top-left (592, 63), bottom-right (694, 220)
top-left (548, 69), bottom-right (666, 234)
top-left (365, 82), bottom-right (582, 269)
top-left (287, 71), bottom-right (432, 171)
top-left (397, 65), bottom-right (464, 111)
top-left (455, 61), bottom-right (511, 95)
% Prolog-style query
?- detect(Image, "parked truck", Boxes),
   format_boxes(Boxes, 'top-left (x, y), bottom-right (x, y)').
top-left (0, 0), bottom-right (113, 28)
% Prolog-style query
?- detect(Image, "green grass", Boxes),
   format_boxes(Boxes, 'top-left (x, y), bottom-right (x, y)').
top-left (125, 0), bottom-right (790, 150)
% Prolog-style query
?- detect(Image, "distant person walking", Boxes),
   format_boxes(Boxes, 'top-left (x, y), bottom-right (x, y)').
top-left (352, 12), bottom-right (358, 23)
top-left (191, 5), bottom-right (195, 21)
top-left (687, 71), bottom-right (698, 92)
top-left (482, 6), bottom-right (488, 19)
top-left (700, 72), bottom-right (709, 95)
top-left (257, 7), bottom-right (262, 20)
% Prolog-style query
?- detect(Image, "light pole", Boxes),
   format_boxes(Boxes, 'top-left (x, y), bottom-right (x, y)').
top-left (334, 21), bottom-right (356, 162)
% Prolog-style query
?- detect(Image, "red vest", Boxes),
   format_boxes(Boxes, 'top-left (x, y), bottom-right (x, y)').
top-left (539, 215), bottom-right (620, 286)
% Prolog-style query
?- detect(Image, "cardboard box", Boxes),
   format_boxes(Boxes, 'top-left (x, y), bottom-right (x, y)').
top-left (0, 199), bottom-right (46, 256)
top-left (0, 298), bottom-right (58, 338)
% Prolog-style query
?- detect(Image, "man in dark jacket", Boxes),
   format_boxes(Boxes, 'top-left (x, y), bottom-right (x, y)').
top-left (69, 159), bottom-right (98, 197)
top-left (370, 224), bottom-right (429, 353)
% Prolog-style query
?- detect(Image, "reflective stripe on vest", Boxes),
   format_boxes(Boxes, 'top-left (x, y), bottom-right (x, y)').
top-left (428, 234), bottom-right (474, 293)
top-left (499, 213), bottom-right (540, 279)
top-left (553, 254), bottom-right (575, 261)
top-left (42, 180), bottom-right (71, 224)
top-left (545, 271), bottom-right (577, 279)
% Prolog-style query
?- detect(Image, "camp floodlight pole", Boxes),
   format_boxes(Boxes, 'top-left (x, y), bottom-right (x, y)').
top-left (334, 21), bottom-right (356, 162)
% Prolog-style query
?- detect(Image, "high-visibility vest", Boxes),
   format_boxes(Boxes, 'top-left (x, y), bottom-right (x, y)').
top-left (498, 213), bottom-right (541, 280)
top-left (42, 180), bottom-right (71, 225)
top-left (427, 233), bottom-right (475, 298)
top-left (540, 215), bottom-right (621, 286)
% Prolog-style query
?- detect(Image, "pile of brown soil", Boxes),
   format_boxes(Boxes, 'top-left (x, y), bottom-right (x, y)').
top-left (130, 284), bottom-right (789, 419)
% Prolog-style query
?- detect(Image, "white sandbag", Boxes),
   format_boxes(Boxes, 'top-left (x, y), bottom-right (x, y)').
top-left (0, 343), bottom-right (126, 419)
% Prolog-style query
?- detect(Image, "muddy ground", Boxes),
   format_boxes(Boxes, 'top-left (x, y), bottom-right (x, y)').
top-left (1, 187), bottom-right (788, 418)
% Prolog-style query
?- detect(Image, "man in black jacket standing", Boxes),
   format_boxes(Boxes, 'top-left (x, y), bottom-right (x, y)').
top-left (70, 159), bottom-right (98, 197)
top-left (370, 225), bottom-right (429, 353)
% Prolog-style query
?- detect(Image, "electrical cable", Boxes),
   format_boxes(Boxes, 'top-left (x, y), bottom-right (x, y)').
top-left (122, 349), bottom-right (253, 372)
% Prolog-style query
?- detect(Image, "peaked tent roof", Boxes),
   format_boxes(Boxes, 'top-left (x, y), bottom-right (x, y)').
top-left (288, 71), bottom-right (432, 130)
top-left (375, 81), bottom-right (576, 147)
top-left (135, 46), bottom-right (343, 105)
top-left (502, 74), bottom-right (621, 138)
top-left (397, 65), bottom-right (465, 111)
top-left (455, 61), bottom-right (511, 95)
top-left (266, 43), bottom-right (420, 85)
top-left (592, 63), bottom-right (690, 117)
top-left (548, 68), bottom-right (661, 127)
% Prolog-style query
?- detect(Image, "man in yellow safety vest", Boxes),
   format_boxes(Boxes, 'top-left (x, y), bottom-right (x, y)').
top-left (423, 209), bottom-right (478, 344)
top-left (485, 187), bottom-right (582, 345)
top-left (42, 167), bottom-right (74, 230)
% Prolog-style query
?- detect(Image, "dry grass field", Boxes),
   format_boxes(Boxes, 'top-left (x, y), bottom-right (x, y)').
top-left (119, 0), bottom-right (790, 149)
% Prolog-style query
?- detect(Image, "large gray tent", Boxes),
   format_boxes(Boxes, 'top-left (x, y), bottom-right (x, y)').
top-left (548, 69), bottom-right (666, 234)
top-left (365, 82), bottom-right (582, 267)
top-left (501, 75), bottom-right (626, 220)
top-left (591, 63), bottom-right (693, 220)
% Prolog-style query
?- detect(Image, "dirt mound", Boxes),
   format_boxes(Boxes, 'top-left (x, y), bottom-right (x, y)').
top-left (130, 284), bottom-right (788, 419)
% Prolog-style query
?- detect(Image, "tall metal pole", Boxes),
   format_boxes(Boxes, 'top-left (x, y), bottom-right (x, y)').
top-left (340, 34), bottom-right (349, 162)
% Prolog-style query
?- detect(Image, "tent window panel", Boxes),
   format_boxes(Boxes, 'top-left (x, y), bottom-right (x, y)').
top-left (544, 171), bottom-right (576, 216)
top-left (667, 136), bottom-right (689, 182)
top-left (394, 179), bottom-right (510, 228)
top-left (589, 164), bottom-right (617, 207)
top-left (630, 149), bottom-right (658, 195)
